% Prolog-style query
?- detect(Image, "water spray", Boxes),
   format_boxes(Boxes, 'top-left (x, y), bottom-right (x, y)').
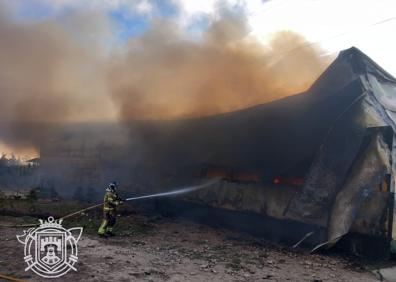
top-left (62, 179), bottom-right (219, 221)
top-left (0, 179), bottom-right (219, 227)
top-left (124, 179), bottom-right (219, 202)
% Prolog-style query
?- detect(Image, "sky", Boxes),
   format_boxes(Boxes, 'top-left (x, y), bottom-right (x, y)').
top-left (4, 0), bottom-right (396, 75)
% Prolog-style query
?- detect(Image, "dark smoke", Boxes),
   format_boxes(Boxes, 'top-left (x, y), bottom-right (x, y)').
top-left (0, 2), bottom-right (330, 158)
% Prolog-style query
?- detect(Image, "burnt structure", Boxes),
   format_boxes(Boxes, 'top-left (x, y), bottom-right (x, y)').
top-left (40, 138), bottom-right (103, 191)
top-left (37, 47), bottom-right (396, 257)
top-left (128, 47), bottom-right (396, 257)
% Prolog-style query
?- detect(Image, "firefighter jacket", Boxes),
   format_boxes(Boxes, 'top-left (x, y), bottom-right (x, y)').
top-left (103, 191), bottom-right (122, 212)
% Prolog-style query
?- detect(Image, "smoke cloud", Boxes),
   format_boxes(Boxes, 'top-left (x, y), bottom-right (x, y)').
top-left (109, 12), bottom-right (329, 120)
top-left (0, 3), bottom-right (115, 152)
top-left (0, 2), bottom-right (330, 156)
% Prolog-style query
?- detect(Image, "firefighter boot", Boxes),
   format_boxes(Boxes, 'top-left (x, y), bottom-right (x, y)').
top-left (98, 219), bottom-right (109, 238)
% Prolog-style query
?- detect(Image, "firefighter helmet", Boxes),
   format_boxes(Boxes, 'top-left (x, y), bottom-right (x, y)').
top-left (106, 182), bottom-right (118, 192)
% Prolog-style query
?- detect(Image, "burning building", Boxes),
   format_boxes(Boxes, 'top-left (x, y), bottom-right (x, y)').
top-left (37, 123), bottom-right (130, 200)
top-left (39, 137), bottom-right (102, 199)
top-left (38, 47), bottom-right (395, 257)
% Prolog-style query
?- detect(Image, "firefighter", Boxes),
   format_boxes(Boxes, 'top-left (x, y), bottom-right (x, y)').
top-left (98, 182), bottom-right (123, 237)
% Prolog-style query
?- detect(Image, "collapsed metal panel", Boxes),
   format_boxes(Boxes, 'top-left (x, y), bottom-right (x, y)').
top-left (285, 94), bottom-right (367, 226)
top-left (328, 128), bottom-right (391, 241)
top-left (181, 126), bottom-right (394, 257)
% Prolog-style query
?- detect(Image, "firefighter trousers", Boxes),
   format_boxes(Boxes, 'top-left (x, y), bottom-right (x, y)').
top-left (98, 210), bottom-right (116, 235)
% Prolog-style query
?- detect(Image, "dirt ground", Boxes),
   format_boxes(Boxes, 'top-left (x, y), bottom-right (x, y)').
top-left (0, 214), bottom-right (382, 282)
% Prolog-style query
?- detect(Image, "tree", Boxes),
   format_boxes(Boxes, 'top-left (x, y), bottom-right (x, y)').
top-left (27, 188), bottom-right (38, 202)
top-left (0, 154), bottom-right (8, 167)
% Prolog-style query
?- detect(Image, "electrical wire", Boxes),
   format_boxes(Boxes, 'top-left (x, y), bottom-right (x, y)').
top-left (272, 15), bottom-right (396, 64)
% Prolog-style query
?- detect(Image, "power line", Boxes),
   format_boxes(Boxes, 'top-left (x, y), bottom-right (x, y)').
top-left (273, 15), bottom-right (396, 62)
top-left (258, 0), bottom-right (291, 15)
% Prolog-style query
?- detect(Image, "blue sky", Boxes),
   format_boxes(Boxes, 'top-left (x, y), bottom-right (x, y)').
top-left (4, 0), bottom-right (248, 45)
top-left (5, 0), bottom-right (211, 44)
top-left (108, 0), bottom-right (180, 42)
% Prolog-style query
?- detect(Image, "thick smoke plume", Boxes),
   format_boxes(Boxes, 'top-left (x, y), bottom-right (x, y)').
top-left (0, 3), bottom-right (330, 156)
top-left (109, 13), bottom-right (329, 120)
top-left (0, 4), bottom-right (114, 153)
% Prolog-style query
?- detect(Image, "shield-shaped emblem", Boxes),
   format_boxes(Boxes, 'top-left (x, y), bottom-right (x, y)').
top-left (36, 231), bottom-right (66, 271)
top-left (17, 216), bottom-right (83, 278)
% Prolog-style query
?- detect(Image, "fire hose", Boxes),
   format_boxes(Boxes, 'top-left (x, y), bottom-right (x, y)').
top-left (0, 273), bottom-right (26, 282)
top-left (0, 180), bottom-right (218, 282)
top-left (0, 179), bottom-right (219, 228)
